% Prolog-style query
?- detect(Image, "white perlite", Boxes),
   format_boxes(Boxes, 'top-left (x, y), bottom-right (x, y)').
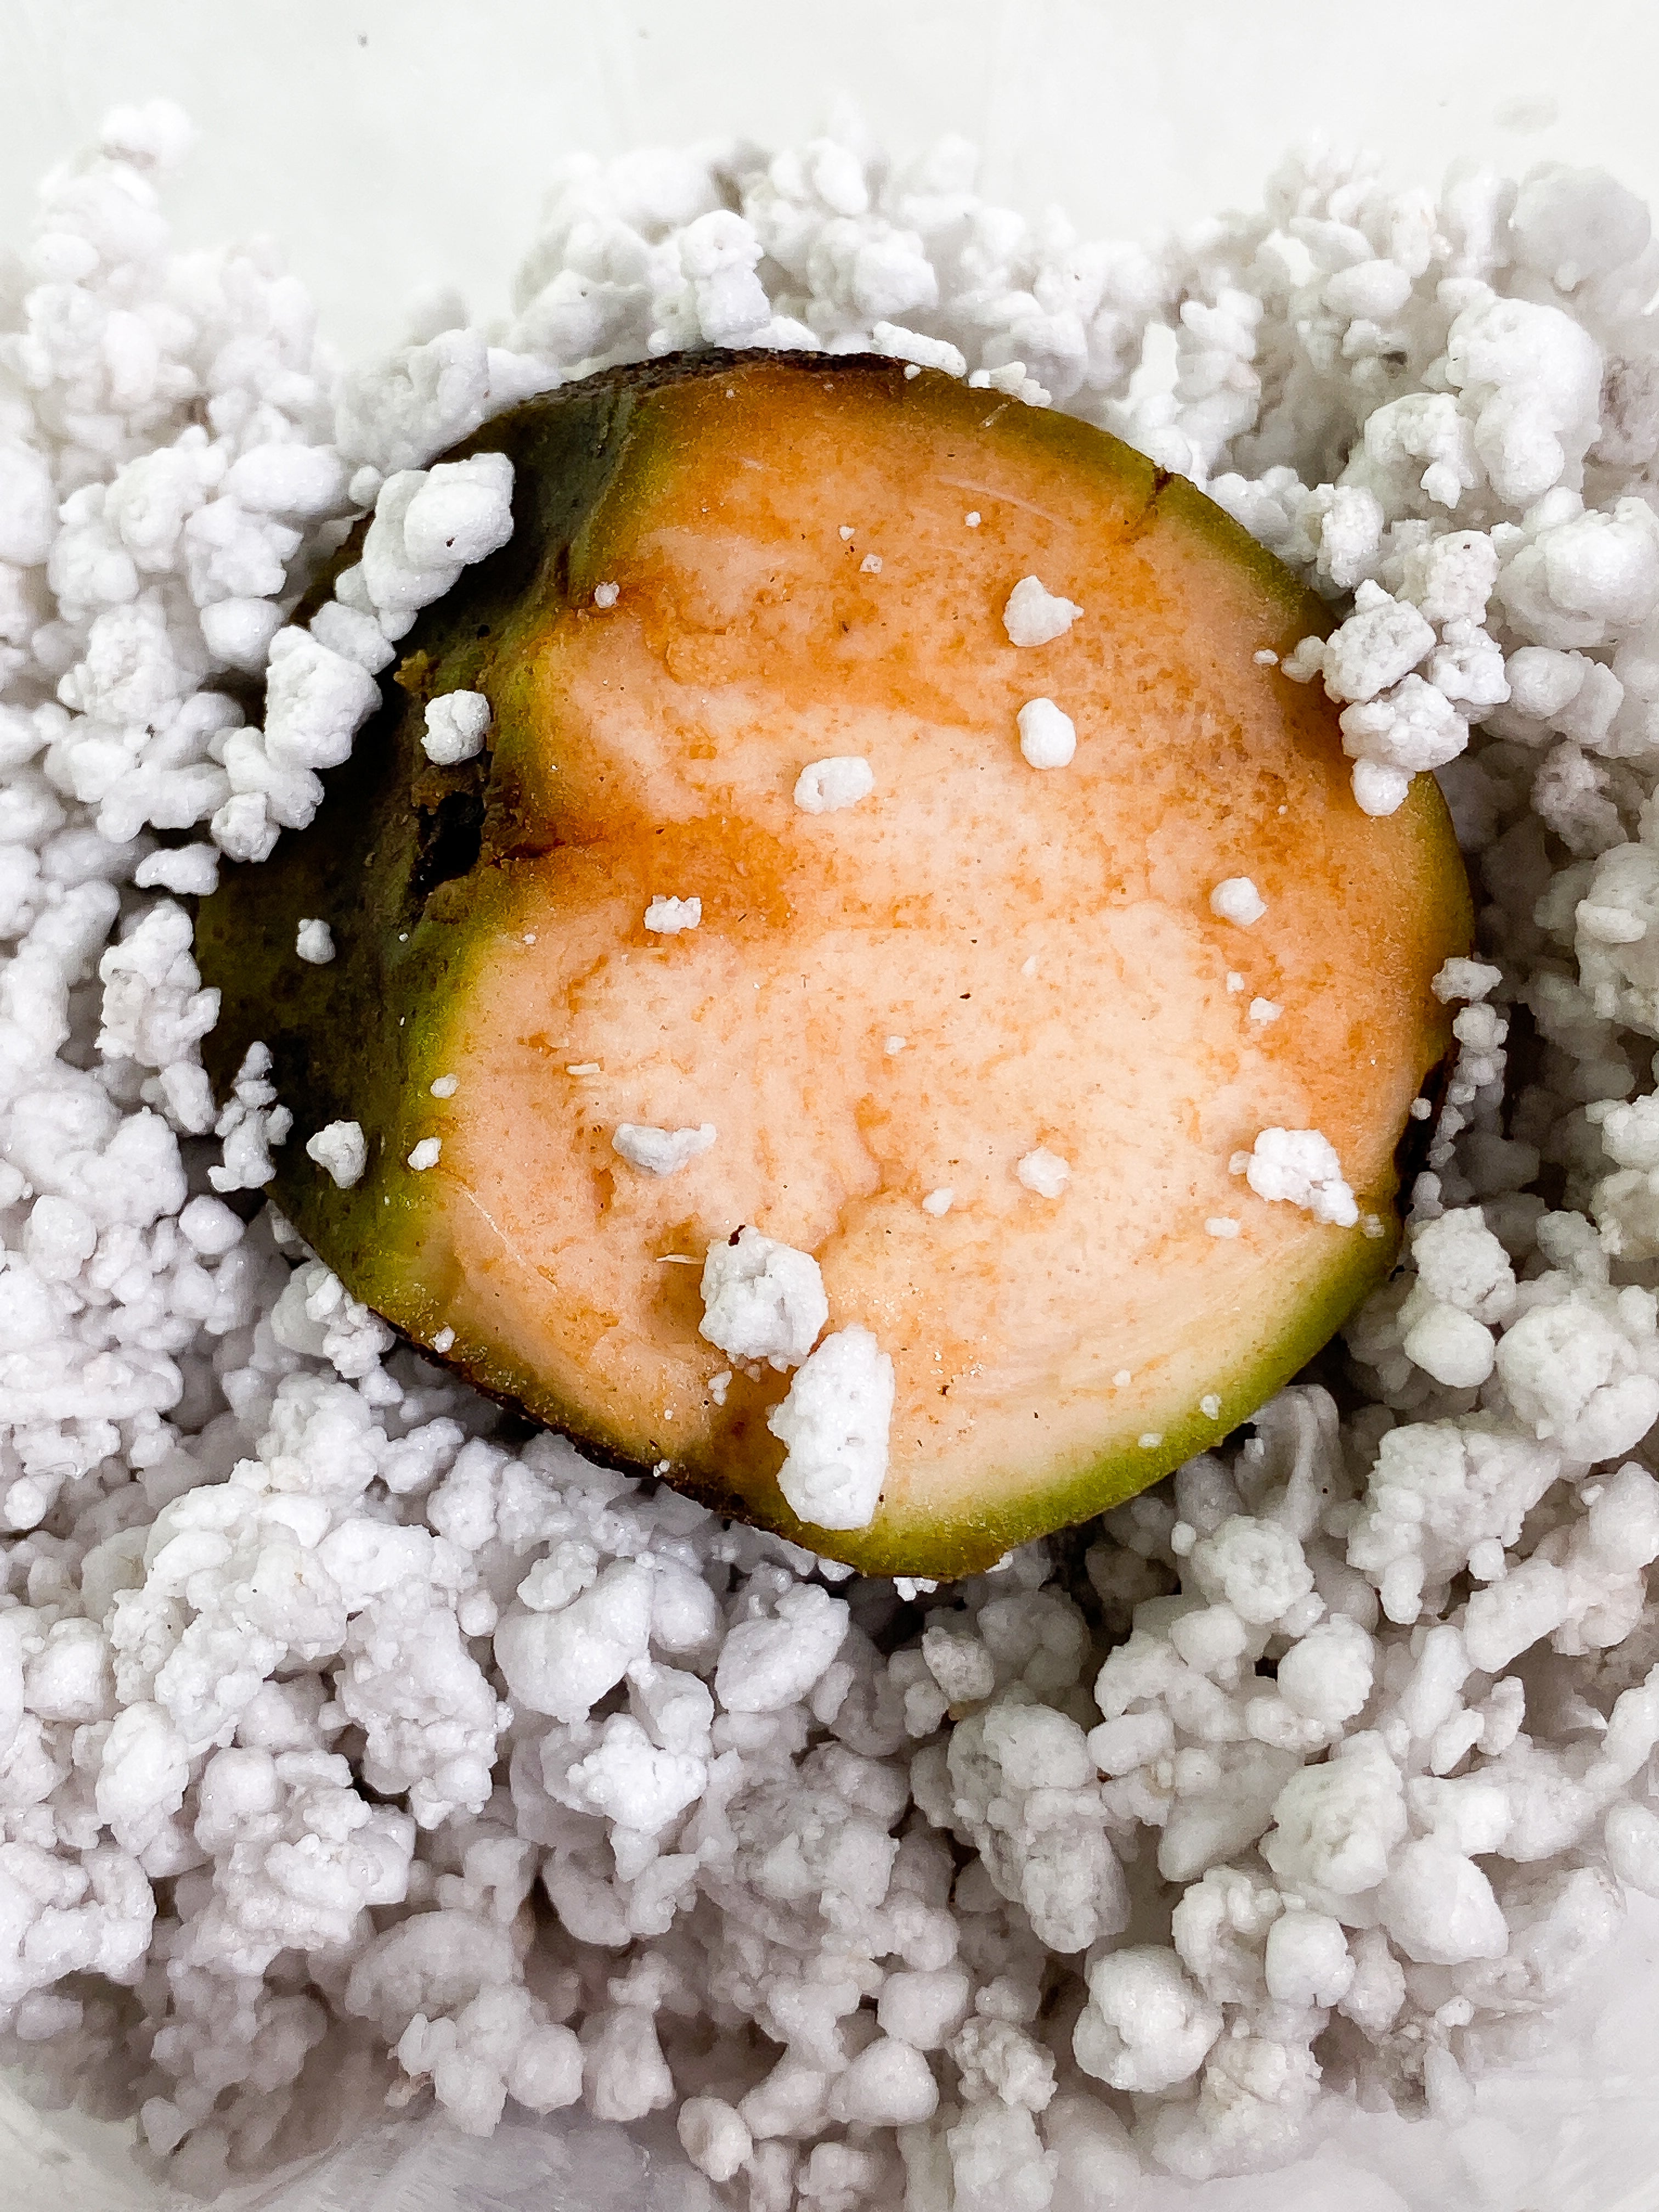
top-left (768, 1325), bottom-right (896, 1530)
top-left (872, 320), bottom-right (968, 377)
top-left (611, 1122), bottom-right (717, 1176)
top-left (16, 103), bottom-right (1659, 2212)
top-left (306, 1119), bottom-right (368, 1188)
top-left (295, 918), bottom-right (335, 964)
top-left (1016, 697), bottom-right (1077, 768)
top-left (592, 581), bottom-right (620, 608)
top-left (354, 451), bottom-right (516, 637)
top-left (793, 755), bottom-right (876, 813)
top-left (1210, 877), bottom-right (1267, 926)
top-left (203, 445), bottom-right (515, 863)
top-left (1003, 575), bottom-right (1084, 646)
top-left (421, 690), bottom-right (492, 766)
top-left (643, 895), bottom-right (701, 933)
top-left (407, 1137), bottom-right (442, 1171)
top-left (1232, 1128), bottom-right (1359, 1227)
top-left (1017, 1147), bottom-right (1071, 1197)
top-left (698, 1226), bottom-right (828, 1368)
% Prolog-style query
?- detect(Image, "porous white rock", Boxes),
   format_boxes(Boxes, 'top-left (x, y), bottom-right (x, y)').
top-left (644, 895), bottom-right (701, 933)
top-left (421, 689), bottom-right (492, 766)
top-left (699, 1224), bottom-right (828, 1368)
top-left (306, 1119), bottom-right (368, 1188)
top-left (1232, 1127), bottom-right (1358, 1227)
top-left (1073, 1947), bottom-right (1222, 2094)
top-left (1003, 575), bottom-right (1083, 646)
top-left (793, 755), bottom-right (876, 812)
top-left (1210, 876), bottom-right (1267, 926)
top-left (768, 1327), bottom-right (895, 1531)
top-left (1016, 697), bottom-right (1076, 768)
top-left (1016, 1147), bottom-right (1071, 1198)
top-left (611, 1121), bottom-right (717, 1176)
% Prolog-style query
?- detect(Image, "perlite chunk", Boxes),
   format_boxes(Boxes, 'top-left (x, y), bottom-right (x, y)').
top-left (1015, 1148), bottom-right (1070, 1198)
top-left (305, 1118), bottom-right (367, 1189)
top-left (1494, 1296), bottom-right (1659, 1460)
top-left (421, 689), bottom-right (492, 765)
top-left (1232, 1128), bottom-right (1358, 1227)
top-left (793, 755), bottom-right (874, 812)
top-left (611, 1122), bottom-right (716, 1176)
top-left (1262, 1733), bottom-right (1408, 1901)
top-left (643, 895), bottom-right (701, 933)
top-left (943, 1702), bottom-right (1128, 1953)
top-left (1073, 1947), bottom-right (1222, 2094)
top-left (1002, 574), bottom-right (1082, 646)
top-left (1210, 876), bottom-right (1267, 926)
top-left (1015, 698), bottom-right (1076, 768)
top-left (359, 451), bottom-right (516, 634)
top-left (768, 1326), bottom-right (895, 1531)
top-left (492, 1561), bottom-right (653, 1725)
top-left (698, 1226), bottom-right (827, 1369)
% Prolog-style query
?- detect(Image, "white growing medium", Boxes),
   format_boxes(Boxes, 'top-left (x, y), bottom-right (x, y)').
top-left (295, 917), bottom-right (335, 964)
top-left (643, 895), bottom-right (701, 933)
top-left (1210, 876), bottom-right (1267, 926)
top-left (768, 1325), bottom-right (896, 1530)
top-left (1002, 574), bottom-right (1084, 645)
top-left (305, 1118), bottom-right (368, 1188)
top-left (354, 451), bottom-right (516, 637)
top-left (206, 449), bottom-right (515, 864)
top-left (793, 754), bottom-right (876, 813)
top-left (1432, 956), bottom-right (1503, 1002)
top-left (309, 597), bottom-right (396, 676)
top-left (1017, 1146), bottom-right (1071, 1197)
top-left (610, 1121), bottom-right (717, 1176)
top-left (1016, 696), bottom-right (1077, 768)
top-left (1232, 1127), bottom-right (1359, 1228)
top-left (421, 689), bottom-right (492, 766)
top-left (407, 1137), bottom-right (442, 1171)
top-left (698, 1224), bottom-right (828, 1367)
top-left (14, 101), bottom-right (1659, 2212)
top-left (871, 319), bottom-right (968, 376)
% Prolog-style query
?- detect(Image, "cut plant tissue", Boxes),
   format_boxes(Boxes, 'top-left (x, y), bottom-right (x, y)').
top-left (4, 90), bottom-right (1659, 2212)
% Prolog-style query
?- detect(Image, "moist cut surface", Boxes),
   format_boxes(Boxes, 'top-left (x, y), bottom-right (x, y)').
top-left (199, 353), bottom-right (1468, 1574)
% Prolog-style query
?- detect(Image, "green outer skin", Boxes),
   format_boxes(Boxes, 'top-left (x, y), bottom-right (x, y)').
top-left (197, 351), bottom-right (1471, 1581)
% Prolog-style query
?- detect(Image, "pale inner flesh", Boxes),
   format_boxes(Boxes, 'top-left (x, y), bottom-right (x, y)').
top-left (407, 374), bottom-right (1451, 1530)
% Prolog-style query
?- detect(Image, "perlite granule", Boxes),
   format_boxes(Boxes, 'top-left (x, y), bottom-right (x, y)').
top-left (6, 98), bottom-right (1659, 2212)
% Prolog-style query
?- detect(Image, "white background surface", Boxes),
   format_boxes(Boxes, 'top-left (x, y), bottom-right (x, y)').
top-left (2, 0), bottom-right (1657, 355)
top-left (7, 1), bottom-right (1659, 2204)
